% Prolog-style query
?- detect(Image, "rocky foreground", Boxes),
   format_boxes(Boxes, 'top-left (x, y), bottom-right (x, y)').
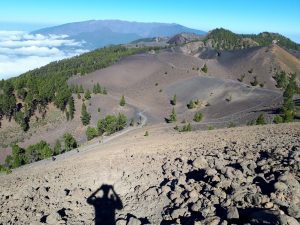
top-left (0, 123), bottom-right (300, 225)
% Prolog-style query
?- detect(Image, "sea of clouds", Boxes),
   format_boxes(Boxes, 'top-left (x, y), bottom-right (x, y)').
top-left (0, 31), bottom-right (87, 79)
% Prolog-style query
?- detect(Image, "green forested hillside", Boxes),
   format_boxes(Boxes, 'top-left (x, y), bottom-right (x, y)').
top-left (0, 45), bottom-right (159, 131)
top-left (204, 28), bottom-right (299, 50)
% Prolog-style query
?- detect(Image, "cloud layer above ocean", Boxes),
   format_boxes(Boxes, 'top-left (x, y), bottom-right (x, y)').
top-left (0, 31), bottom-right (87, 79)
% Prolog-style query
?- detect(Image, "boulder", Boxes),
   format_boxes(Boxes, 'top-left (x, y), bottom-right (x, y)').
top-left (127, 217), bottom-right (141, 225)
top-left (46, 212), bottom-right (62, 224)
top-left (193, 157), bottom-right (208, 169)
top-left (226, 206), bottom-right (239, 219)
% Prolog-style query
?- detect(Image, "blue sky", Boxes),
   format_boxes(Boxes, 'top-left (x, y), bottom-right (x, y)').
top-left (0, 0), bottom-right (299, 42)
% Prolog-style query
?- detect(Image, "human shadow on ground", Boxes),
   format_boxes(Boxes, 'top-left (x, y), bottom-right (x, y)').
top-left (87, 184), bottom-right (123, 225)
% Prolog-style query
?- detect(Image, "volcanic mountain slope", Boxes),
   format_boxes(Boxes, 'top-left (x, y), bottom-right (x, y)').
top-left (0, 123), bottom-right (299, 225)
top-left (178, 43), bottom-right (300, 89)
top-left (3, 44), bottom-right (299, 162)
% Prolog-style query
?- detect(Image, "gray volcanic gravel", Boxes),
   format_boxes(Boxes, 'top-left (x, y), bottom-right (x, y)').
top-left (0, 123), bottom-right (299, 225)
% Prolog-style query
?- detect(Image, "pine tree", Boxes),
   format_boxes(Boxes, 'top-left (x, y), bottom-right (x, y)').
top-left (171, 94), bottom-right (177, 105)
top-left (96, 83), bottom-right (102, 94)
top-left (84, 90), bottom-right (91, 100)
top-left (81, 103), bottom-right (91, 125)
top-left (169, 107), bottom-right (177, 122)
top-left (201, 64), bottom-right (208, 73)
top-left (68, 96), bottom-right (75, 120)
top-left (120, 95), bottom-right (126, 106)
top-left (79, 85), bottom-right (84, 93)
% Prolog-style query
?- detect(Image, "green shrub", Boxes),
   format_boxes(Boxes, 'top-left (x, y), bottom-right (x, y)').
top-left (201, 64), bottom-right (208, 73)
top-left (0, 165), bottom-right (11, 174)
top-left (193, 112), bottom-right (203, 122)
top-left (144, 131), bottom-right (149, 136)
top-left (274, 71), bottom-right (289, 89)
top-left (273, 115), bottom-right (283, 124)
top-left (208, 125), bottom-right (214, 130)
top-left (25, 140), bottom-right (52, 163)
top-left (180, 123), bottom-right (192, 132)
top-left (97, 113), bottom-right (127, 135)
top-left (187, 100), bottom-right (196, 109)
top-left (64, 133), bottom-right (77, 151)
top-left (227, 122), bottom-right (236, 128)
top-left (256, 113), bottom-right (266, 125)
top-left (86, 127), bottom-right (98, 141)
top-left (84, 90), bottom-right (91, 99)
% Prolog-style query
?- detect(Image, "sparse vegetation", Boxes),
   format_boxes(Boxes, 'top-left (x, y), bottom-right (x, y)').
top-left (84, 89), bottom-right (91, 100)
top-left (129, 118), bottom-right (135, 126)
top-left (204, 28), bottom-right (300, 50)
top-left (273, 115), bottom-right (283, 124)
top-left (226, 95), bottom-right (232, 102)
top-left (120, 95), bottom-right (126, 106)
top-left (0, 45), bottom-right (157, 132)
top-left (250, 76), bottom-right (258, 86)
top-left (227, 122), bottom-right (236, 128)
top-left (238, 74), bottom-right (245, 82)
top-left (256, 113), bottom-right (266, 125)
top-left (166, 108), bottom-right (177, 123)
top-left (193, 112), bottom-right (203, 122)
top-left (208, 125), bottom-right (214, 130)
top-left (170, 94), bottom-right (177, 105)
top-left (201, 64), bottom-right (208, 73)
top-left (180, 123), bottom-right (192, 132)
top-left (187, 99), bottom-right (201, 109)
top-left (281, 74), bottom-right (298, 122)
top-left (273, 70), bottom-right (289, 89)
top-left (93, 83), bottom-right (103, 94)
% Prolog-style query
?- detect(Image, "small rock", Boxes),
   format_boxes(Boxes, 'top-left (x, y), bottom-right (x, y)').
top-left (189, 190), bottom-right (199, 202)
top-left (171, 207), bottom-right (189, 219)
top-left (265, 202), bottom-right (274, 209)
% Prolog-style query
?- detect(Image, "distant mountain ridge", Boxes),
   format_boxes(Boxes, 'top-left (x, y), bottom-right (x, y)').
top-left (32, 20), bottom-right (206, 49)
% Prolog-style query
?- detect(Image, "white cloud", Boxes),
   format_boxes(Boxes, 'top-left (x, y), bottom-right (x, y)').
top-left (0, 31), bottom-right (87, 79)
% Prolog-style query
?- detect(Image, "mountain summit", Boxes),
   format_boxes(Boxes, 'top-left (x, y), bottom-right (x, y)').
top-left (32, 20), bottom-right (206, 49)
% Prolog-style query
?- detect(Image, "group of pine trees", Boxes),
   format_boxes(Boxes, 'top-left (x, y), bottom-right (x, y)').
top-left (2, 133), bottom-right (77, 171)
top-left (86, 113), bottom-right (127, 141)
